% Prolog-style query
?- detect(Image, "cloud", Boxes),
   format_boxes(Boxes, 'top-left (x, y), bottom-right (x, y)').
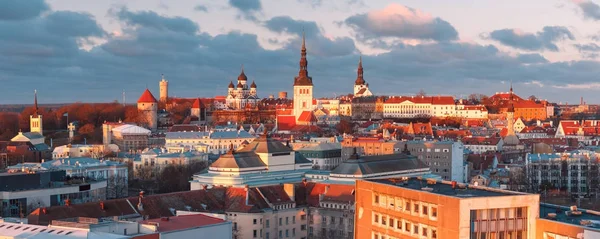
top-left (574, 43), bottom-right (600, 58)
top-left (487, 26), bottom-right (574, 51)
top-left (517, 53), bottom-right (548, 64)
top-left (343, 3), bottom-right (458, 42)
top-left (264, 16), bottom-right (356, 57)
top-left (112, 7), bottom-right (199, 34)
top-left (45, 11), bottom-right (105, 38)
top-left (4, 5), bottom-right (600, 104)
top-left (194, 5), bottom-right (208, 12)
top-left (0, 0), bottom-right (49, 21)
top-left (572, 0), bottom-right (600, 20)
top-left (229, 0), bottom-right (262, 21)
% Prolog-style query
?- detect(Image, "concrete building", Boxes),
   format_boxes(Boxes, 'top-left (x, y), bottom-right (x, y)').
top-left (526, 151), bottom-right (600, 197)
top-left (355, 177), bottom-right (540, 239)
top-left (9, 157), bottom-right (128, 199)
top-left (462, 137), bottom-right (504, 154)
top-left (341, 137), bottom-right (397, 160)
top-left (394, 140), bottom-right (466, 182)
top-left (295, 143), bottom-right (342, 170)
top-left (0, 170), bottom-right (106, 217)
top-left (137, 89), bottom-right (158, 131)
top-left (103, 123), bottom-right (151, 152)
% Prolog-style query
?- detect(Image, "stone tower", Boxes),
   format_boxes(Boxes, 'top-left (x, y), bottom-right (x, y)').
top-left (30, 90), bottom-right (43, 135)
top-left (137, 89), bottom-right (158, 131)
top-left (159, 74), bottom-right (168, 103)
top-left (293, 31), bottom-right (314, 120)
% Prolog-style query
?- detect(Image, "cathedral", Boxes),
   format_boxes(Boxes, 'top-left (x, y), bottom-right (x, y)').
top-left (226, 66), bottom-right (259, 110)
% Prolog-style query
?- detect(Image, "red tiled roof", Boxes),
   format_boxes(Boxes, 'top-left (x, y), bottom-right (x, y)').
top-left (462, 136), bottom-right (502, 145)
top-left (192, 98), bottom-right (204, 109)
top-left (305, 183), bottom-right (354, 207)
top-left (467, 153), bottom-right (500, 171)
top-left (298, 111), bottom-right (317, 123)
top-left (384, 96), bottom-right (455, 105)
top-left (141, 214), bottom-right (226, 232)
top-left (277, 115), bottom-right (296, 131)
top-left (257, 186), bottom-right (292, 205)
top-left (558, 120), bottom-right (600, 136)
top-left (289, 125), bottom-right (322, 133)
top-left (138, 89), bottom-right (158, 103)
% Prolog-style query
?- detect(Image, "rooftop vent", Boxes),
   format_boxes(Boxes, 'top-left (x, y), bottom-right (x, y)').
top-left (547, 213), bottom-right (557, 219)
top-left (421, 187), bottom-right (433, 192)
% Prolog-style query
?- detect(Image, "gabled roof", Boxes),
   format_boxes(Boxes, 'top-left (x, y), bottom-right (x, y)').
top-left (138, 89), bottom-right (158, 103)
top-left (331, 153), bottom-right (427, 177)
top-left (277, 115), bottom-right (297, 131)
top-left (237, 134), bottom-right (292, 154)
top-left (210, 149), bottom-right (266, 169)
top-left (141, 214), bottom-right (227, 232)
top-left (192, 98), bottom-right (204, 109)
top-left (298, 111), bottom-right (317, 123)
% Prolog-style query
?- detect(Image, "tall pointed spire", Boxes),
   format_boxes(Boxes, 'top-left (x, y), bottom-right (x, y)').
top-left (355, 56), bottom-right (365, 85)
top-left (294, 29), bottom-right (312, 86)
top-left (33, 90), bottom-right (39, 117)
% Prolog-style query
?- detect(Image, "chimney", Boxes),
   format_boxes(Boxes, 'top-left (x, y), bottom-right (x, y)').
top-left (100, 201), bottom-right (105, 211)
top-left (137, 191), bottom-right (144, 211)
top-left (284, 184), bottom-right (295, 201)
top-left (245, 185), bottom-right (251, 206)
top-left (451, 181), bottom-right (457, 189)
top-left (65, 199), bottom-right (71, 206)
top-left (42, 208), bottom-right (47, 214)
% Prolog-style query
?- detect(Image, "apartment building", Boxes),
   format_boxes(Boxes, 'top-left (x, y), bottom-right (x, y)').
top-left (341, 137), bottom-right (396, 160)
top-left (394, 141), bottom-right (466, 182)
top-left (462, 137), bottom-right (504, 154)
top-left (355, 177), bottom-right (540, 239)
top-left (526, 151), bottom-right (600, 197)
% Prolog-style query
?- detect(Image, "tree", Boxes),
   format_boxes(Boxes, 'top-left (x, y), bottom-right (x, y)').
top-left (336, 120), bottom-right (354, 134)
top-left (528, 95), bottom-right (538, 101)
top-left (417, 89), bottom-right (426, 97)
top-left (78, 123), bottom-right (95, 137)
top-left (107, 174), bottom-right (128, 199)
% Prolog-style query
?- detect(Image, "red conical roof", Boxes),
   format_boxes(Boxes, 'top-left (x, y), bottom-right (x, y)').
top-left (192, 98), bottom-right (204, 109)
top-left (138, 89), bottom-right (158, 103)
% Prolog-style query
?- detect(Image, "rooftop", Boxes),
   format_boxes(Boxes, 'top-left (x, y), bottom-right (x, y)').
top-left (370, 177), bottom-right (530, 198)
top-left (540, 203), bottom-right (600, 230)
top-left (141, 214), bottom-right (227, 232)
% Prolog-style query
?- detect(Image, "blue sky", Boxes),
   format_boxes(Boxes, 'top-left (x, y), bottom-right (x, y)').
top-left (2, 0), bottom-right (600, 104)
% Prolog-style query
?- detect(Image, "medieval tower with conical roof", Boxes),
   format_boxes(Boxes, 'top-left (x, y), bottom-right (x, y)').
top-left (137, 89), bottom-right (158, 131)
top-left (293, 32), bottom-right (314, 120)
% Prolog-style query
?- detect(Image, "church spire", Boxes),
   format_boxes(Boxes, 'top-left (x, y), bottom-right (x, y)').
top-left (293, 29), bottom-right (312, 86)
top-left (299, 30), bottom-right (308, 77)
top-left (33, 90), bottom-right (39, 117)
top-left (355, 56), bottom-right (365, 85)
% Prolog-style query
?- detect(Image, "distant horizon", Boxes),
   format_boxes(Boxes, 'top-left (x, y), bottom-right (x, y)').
top-left (3, 0), bottom-right (600, 103)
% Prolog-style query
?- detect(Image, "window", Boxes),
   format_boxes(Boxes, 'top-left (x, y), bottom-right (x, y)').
top-left (266, 232), bottom-right (270, 239)
top-left (381, 216), bottom-right (387, 226)
top-left (374, 195), bottom-right (379, 204)
top-left (266, 220), bottom-right (269, 228)
top-left (432, 206), bottom-right (438, 218)
top-left (422, 226), bottom-right (428, 237)
top-left (414, 202), bottom-right (419, 213)
top-left (253, 230), bottom-right (257, 238)
top-left (517, 207), bottom-right (524, 218)
top-left (405, 222), bottom-right (410, 232)
top-left (423, 205), bottom-right (428, 216)
top-left (253, 219), bottom-right (257, 225)
top-left (279, 230), bottom-right (282, 238)
top-left (292, 228), bottom-right (296, 237)
top-left (432, 229), bottom-right (437, 239)
top-left (286, 217), bottom-right (289, 225)
top-left (413, 225), bottom-right (419, 234)
top-left (396, 220), bottom-right (402, 230)
top-left (293, 216), bottom-right (296, 224)
top-left (405, 201), bottom-right (411, 211)
top-left (374, 214), bottom-right (379, 223)
top-left (279, 218), bottom-right (282, 226)
top-left (286, 229), bottom-right (289, 237)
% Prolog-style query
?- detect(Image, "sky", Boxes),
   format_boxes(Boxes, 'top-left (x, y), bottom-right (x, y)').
top-left (2, 0), bottom-right (600, 104)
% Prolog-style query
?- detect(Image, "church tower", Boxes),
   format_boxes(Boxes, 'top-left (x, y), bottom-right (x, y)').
top-left (353, 56), bottom-right (372, 97)
top-left (30, 90), bottom-right (43, 135)
top-left (159, 74), bottom-right (168, 103)
top-left (293, 32), bottom-right (314, 120)
top-left (504, 83), bottom-right (520, 145)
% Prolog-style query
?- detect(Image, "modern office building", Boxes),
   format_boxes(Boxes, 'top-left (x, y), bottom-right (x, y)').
top-left (394, 141), bottom-right (466, 182)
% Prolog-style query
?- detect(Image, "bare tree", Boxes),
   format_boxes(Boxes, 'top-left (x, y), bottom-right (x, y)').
top-left (417, 89), bottom-right (426, 97)
top-left (107, 174), bottom-right (128, 199)
top-left (26, 198), bottom-right (46, 215)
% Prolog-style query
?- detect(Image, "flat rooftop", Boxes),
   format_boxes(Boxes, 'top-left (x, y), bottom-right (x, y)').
top-left (540, 204), bottom-right (600, 230)
top-left (141, 214), bottom-right (227, 232)
top-left (370, 178), bottom-right (528, 198)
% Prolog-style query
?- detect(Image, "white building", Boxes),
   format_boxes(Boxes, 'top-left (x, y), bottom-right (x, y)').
top-left (455, 104), bottom-right (488, 119)
top-left (226, 67), bottom-right (259, 110)
top-left (295, 143), bottom-right (342, 170)
top-left (134, 148), bottom-right (207, 177)
top-left (462, 137), bottom-right (504, 154)
top-left (103, 123), bottom-right (152, 152)
top-left (165, 128), bottom-right (255, 155)
top-left (53, 144), bottom-right (119, 159)
top-left (394, 140), bottom-right (466, 182)
top-left (190, 134), bottom-right (313, 188)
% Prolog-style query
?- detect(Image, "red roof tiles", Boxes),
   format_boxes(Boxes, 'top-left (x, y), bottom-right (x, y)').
top-left (297, 111), bottom-right (317, 123)
top-left (138, 89), bottom-right (158, 103)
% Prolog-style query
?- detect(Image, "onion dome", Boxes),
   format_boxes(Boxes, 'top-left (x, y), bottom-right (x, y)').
top-left (228, 81), bottom-right (235, 88)
top-left (237, 65), bottom-right (247, 82)
top-left (137, 89), bottom-right (158, 103)
top-left (251, 81), bottom-right (257, 88)
top-left (237, 81), bottom-right (243, 88)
